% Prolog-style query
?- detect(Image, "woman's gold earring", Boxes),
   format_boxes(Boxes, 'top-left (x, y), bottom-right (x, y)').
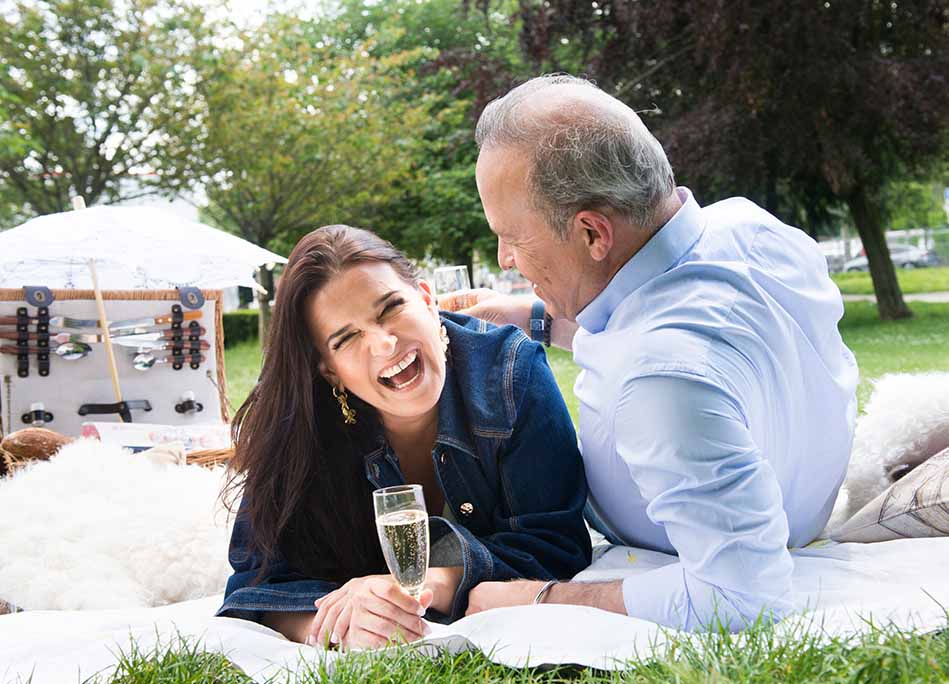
top-left (333, 386), bottom-right (357, 425)
top-left (440, 324), bottom-right (450, 360)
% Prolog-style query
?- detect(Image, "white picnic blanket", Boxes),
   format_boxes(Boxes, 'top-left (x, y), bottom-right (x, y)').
top-left (3, 537), bottom-right (948, 683)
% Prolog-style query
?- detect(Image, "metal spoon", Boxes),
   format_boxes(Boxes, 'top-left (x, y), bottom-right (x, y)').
top-left (55, 341), bottom-right (93, 360)
top-left (0, 341), bottom-right (92, 360)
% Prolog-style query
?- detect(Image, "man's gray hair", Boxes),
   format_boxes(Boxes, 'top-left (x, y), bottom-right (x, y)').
top-left (476, 74), bottom-right (675, 238)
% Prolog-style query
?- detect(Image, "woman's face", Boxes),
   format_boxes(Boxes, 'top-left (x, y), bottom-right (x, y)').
top-left (309, 262), bottom-right (446, 424)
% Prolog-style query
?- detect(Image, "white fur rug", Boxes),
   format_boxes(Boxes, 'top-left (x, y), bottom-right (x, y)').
top-left (0, 438), bottom-right (233, 611)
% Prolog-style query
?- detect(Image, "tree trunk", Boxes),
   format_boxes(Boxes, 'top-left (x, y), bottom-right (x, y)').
top-left (256, 266), bottom-right (275, 347)
top-left (844, 184), bottom-right (912, 320)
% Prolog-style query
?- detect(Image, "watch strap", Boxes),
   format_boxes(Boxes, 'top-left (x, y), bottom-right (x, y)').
top-left (529, 300), bottom-right (550, 347)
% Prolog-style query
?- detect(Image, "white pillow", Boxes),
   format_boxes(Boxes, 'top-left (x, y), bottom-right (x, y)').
top-left (831, 447), bottom-right (949, 543)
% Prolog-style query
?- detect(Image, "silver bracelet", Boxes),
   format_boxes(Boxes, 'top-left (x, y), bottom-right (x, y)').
top-left (532, 579), bottom-right (559, 605)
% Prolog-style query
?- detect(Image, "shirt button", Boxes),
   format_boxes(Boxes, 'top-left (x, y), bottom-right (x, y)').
top-left (459, 502), bottom-right (474, 516)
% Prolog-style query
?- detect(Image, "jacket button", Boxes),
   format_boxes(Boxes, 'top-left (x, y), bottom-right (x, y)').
top-left (459, 502), bottom-right (474, 516)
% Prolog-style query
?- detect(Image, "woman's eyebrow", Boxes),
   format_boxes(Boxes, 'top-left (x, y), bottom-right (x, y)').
top-left (374, 290), bottom-right (398, 307)
top-left (326, 324), bottom-right (352, 347)
top-left (326, 291), bottom-right (398, 346)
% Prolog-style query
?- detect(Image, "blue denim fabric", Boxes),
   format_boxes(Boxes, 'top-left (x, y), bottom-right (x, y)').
top-left (217, 312), bottom-right (591, 624)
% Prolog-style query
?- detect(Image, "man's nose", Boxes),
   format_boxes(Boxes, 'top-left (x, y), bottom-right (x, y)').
top-left (368, 327), bottom-right (398, 357)
top-left (497, 240), bottom-right (515, 271)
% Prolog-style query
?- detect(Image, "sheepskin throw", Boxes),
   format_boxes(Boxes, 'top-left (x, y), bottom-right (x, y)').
top-left (0, 438), bottom-right (233, 611)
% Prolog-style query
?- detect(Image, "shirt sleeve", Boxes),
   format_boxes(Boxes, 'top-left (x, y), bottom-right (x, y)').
top-left (613, 374), bottom-right (794, 631)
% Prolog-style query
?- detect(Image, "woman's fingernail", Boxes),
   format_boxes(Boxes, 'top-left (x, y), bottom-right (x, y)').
top-left (305, 634), bottom-right (316, 647)
top-left (330, 632), bottom-right (340, 644)
top-left (423, 622), bottom-right (431, 635)
top-left (417, 605), bottom-right (426, 616)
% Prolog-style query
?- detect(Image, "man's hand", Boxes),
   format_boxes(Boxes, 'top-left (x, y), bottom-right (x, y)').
top-left (438, 289), bottom-right (533, 331)
top-left (466, 580), bottom-right (627, 617)
top-left (465, 580), bottom-right (544, 616)
top-left (308, 575), bottom-right (433, 650)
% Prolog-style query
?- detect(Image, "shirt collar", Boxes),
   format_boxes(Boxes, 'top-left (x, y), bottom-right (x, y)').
top-left (576, 187), bottom-right (706, 334)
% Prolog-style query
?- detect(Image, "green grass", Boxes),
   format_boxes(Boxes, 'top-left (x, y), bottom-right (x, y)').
top-left (97, 620), bottom-right (949, 683)
top-left (831, 265), bottom-right (949, 295)
top-left (224, 339), bottom-right (264, 415)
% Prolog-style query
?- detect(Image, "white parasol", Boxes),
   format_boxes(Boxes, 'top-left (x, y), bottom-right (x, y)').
top-left (0, 204), bottom-right (286, 291)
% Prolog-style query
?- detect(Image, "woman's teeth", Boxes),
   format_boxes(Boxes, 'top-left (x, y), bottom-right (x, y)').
top-left (378, 350), bottom-right (422, 389)
top-left (379, 350), bottom-right (417, 379)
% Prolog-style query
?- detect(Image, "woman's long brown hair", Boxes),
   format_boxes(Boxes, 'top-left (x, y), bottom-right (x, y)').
top-left (224, 225), bottom-right (421, 582)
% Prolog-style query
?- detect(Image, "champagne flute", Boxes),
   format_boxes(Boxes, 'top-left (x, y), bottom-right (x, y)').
top-left (373, 484), bottom-right (430, 600)
top-left (432, 265), bottom-right (471, 308)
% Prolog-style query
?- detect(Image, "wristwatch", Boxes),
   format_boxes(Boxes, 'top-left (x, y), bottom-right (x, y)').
top-left (529, 300), bottom-right (552, 348)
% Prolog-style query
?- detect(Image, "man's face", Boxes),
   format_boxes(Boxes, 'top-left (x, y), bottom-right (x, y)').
top-left (475, 146), bottom-right (588, 321)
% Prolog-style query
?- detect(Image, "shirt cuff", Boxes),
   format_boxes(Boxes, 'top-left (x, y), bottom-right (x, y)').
top-left (622, 563), bottom-right (692, 630)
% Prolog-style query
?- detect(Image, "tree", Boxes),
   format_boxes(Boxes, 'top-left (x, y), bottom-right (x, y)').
top-left (882, 180), bottom-right (949, 230)
top-left (506, 0), bottom-right (949, 319)
top-left (161, 14), bottom-right (430, 339)
top-left (314, 0), bottom-right (524, 279)
top-left (0, 0), bottom-right (204, 215)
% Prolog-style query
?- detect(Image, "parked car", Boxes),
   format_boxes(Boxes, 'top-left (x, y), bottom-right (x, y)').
top-left (843, 244), bottom-right (939, 272)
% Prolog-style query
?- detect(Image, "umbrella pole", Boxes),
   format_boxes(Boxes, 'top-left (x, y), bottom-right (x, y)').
top-left (87, 258), bottom-right (125, 418)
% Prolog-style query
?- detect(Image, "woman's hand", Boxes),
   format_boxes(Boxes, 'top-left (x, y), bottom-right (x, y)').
top-left (307, 575), bottom-right (433, 650)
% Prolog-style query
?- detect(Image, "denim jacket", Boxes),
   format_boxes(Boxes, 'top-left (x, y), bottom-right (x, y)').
top-left (217, 312), bottom-right (592, 623)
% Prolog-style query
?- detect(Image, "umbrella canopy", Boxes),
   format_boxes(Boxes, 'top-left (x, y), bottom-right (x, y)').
top-left (0, 206), bottom-right (287, 290)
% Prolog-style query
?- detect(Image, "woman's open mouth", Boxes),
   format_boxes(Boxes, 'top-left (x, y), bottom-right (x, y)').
top-left (377, 349), bottom-right (424, 391)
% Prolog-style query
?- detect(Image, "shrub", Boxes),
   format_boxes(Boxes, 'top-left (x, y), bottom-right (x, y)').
top-left (223, 310), bottom-right (258, 347)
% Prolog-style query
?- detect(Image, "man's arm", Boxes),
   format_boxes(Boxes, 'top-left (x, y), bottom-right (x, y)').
top-left (468, 375), bottom-right (795, 632)
top-left (439, 290), bottom-right (578, 351)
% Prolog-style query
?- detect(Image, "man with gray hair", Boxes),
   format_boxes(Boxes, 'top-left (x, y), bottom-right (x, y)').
top-left (456, 75), bottom-right (858, 631)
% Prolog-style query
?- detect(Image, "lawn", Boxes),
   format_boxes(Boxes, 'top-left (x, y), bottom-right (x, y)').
top-left (101, 617), bottom-right (949, 683)
top-left (228, 302), bottom-right (949, 423)
top-left (831, 265), bottom-right (949, 295)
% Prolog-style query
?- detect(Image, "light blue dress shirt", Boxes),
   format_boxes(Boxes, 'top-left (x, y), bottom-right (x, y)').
top-left (574, 188), bottom-right (859, 631)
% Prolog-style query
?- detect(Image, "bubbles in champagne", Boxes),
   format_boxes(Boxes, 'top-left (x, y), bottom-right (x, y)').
top-left (376, 509), bottom-right (430, 597)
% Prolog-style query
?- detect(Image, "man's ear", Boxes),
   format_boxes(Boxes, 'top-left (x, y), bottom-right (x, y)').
top-left (418, 279), bottom-right (438, 314)
top-left (317, 358), bottom-right (340, 388)
top-left (572, 210), bottom-right (615, 262)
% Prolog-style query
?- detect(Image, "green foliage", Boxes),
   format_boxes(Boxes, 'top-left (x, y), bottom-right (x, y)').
top-left (0, 0), bottom-right (205, 215)
top-left (160, 13), bottom-right (430, 256)
top-left (882, 181), bottom-right (949, 230)
top-left (306, 0), bottom-right (524, 269)
top-left (222, 309), bottom-right (258, 347)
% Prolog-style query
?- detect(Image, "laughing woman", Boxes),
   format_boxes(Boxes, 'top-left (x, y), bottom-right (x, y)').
top-left (217, 225), bottom-right (591, 650)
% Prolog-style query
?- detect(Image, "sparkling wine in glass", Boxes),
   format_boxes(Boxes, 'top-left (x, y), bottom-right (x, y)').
top-left (433, 265), bottom-right (471, 304)
top-left (373, 484), bottom-right (430, 599)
